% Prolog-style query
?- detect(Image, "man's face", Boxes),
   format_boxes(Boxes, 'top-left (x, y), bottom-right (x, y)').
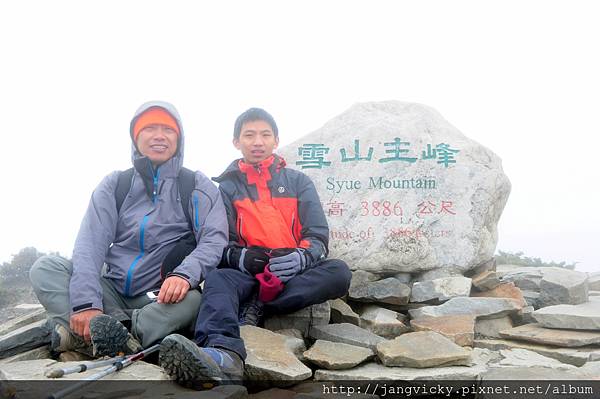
top-left (233, 120), bottom-right (279, 164)
top-left (136, 124), bottom-right (178, 166)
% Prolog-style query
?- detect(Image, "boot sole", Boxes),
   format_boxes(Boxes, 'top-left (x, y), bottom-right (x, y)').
top-left (89, 315), bottom-right (130, 357)
top-left (159, 335), bottom-right (225, 390)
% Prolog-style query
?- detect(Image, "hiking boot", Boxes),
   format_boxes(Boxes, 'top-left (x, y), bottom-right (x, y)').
top-left (238, 294), bottom-right (264, 326)
top-left (89, 314), bottom-right (143, 357)
top-left (50, 322), bottom-right (93, 356)
top-left (159, 334), bottom-right (244, 390)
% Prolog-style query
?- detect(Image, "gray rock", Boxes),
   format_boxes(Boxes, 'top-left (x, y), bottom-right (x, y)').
top-left (408, 297), bottom-right (521, 320)
top-left (376, 331), bottom-right (471, 367)
top-left (480, 366), bottom-right (577, 380)
top-left (533, 301), bottom-right (600, 330)
top-left (499, 323), bottom-right (600, 347)
top-left (240, 326), bottom-right (312, 385)
top-left (410, 315), bottom-right (475, 346)
top-left (471, 270), bottom-right (502, 291)
top-left (464, 258), bottom-right (497, 277)
top-left (0, 319), bottom-right (51, 359)
top-left (303, 340), bottom-right (374, 370)
top-left (588, 272), bottom-right (600, 290)
top-left (474, 338), bottom-right (600, 367)
top-left (309, 323), bottom-right (385, 350)
top-left (410, 277), bottom-right (472, 302)
top-left (521, 290), bottom-right (540, 308)
top-left (277, 101), bottom-right (511, 276)
top-left (539, 267), bottom-right (588, 307)
top-left (475, 316), bottom-right (513, 339)
top-left (358, 305), bottom-right (410, 339)
top-left (0, 308), bottom-right (46, 336)
top-left (265, 303), bottom-right (330, 337)
top-left (500, 267), bottom-right (543, 291)
top-left (390, 272), bottom-right (412, 284)
top-left (315, 348), bottom-right (491, 380)
top-left (329, 299), bottom-right (361, 326)
top-left (511, 305), bottom-right (536, 326)
top-left (349, 277), bottom-right (411, 305)
top-left (0, 346), bottom-right (51, 364)
top-left (496, 348), bottom-right (576, 370)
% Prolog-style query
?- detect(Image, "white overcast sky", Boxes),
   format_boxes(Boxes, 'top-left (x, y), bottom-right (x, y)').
top-left (1, 1), bottom-right (598, 272)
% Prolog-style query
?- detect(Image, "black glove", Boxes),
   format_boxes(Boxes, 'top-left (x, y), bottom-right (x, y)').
top-left (227, 246), bottom-right (270, 276)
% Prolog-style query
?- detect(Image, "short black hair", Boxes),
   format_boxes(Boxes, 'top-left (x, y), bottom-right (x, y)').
top-left (233, 108), bottom-right (279, 139)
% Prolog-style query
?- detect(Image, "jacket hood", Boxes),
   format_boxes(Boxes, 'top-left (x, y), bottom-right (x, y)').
top-left (129, 101), bottom-right (184, 177)
top-left (212, 154), bottom-right (286, 183)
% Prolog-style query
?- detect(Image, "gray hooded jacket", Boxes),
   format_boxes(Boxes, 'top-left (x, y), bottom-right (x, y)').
top-left (69, 101), bottom-right (228, 314)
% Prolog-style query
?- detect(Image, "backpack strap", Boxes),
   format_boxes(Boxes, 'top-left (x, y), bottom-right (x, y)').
top-left (115, 167), bottom-right (196, 229)
top-left (177, 167), bottom-right (196, 230)
top-left (115, 168), bottom-right (135, 214)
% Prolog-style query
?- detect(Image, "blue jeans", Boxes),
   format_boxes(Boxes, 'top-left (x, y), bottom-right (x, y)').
top-left (193, 259), bottom-right (351, 359)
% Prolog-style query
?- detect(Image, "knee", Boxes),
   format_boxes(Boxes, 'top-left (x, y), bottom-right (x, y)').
top-left (30, 255), bottom-right (71, 290)
top-left (204, 268), bottom-right (248, 289)
top-left (325, 259), bottom-right (352, 292)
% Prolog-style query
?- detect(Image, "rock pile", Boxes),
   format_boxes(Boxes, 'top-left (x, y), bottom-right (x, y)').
top-left (2, 264), bottom-right (599, 397)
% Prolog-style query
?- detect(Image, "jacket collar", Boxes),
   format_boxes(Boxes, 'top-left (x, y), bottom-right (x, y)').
top-left (213, 154), bottom-right (287, 183)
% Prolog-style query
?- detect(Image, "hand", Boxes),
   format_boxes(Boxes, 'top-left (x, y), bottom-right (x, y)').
top-left (158, 276), bottom-right (191, 304)
top-left (228, 246), bottom-right (270, 276)
top-left (268, 248), bottom-right (310, 283)
top-left (70, 309), bottom-right (102, 342)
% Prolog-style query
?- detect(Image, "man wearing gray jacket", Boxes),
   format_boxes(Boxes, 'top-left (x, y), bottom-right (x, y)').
top-left (30, 101), bottom-right (228, 357)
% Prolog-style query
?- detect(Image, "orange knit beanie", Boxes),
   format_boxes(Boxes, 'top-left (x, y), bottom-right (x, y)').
top-left (133, 108), bottom-right (180, 140)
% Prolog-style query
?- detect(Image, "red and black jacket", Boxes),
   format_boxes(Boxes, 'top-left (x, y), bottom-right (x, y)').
top-left (212, 154), bottom-right (329, 265)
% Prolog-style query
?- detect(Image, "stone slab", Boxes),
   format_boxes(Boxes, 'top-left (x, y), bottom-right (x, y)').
top-left (533, 301), bottom-right (600, 330)
top-left (0, 308), bottom-right (47, 336)
top-left (471, 282), bottom-right (527, 308)
top-left (265, 302), bottom-right (330, 337)
top-left (376, 331), bottom-right (471, 368)
top-left (410, 315), bottom-right (475, 346)
top-left (315, 348), bottom-right (491, 380)
top-left (0, 319), bottom-right (51, 359)
top-left (472, 270), bottom-right (502, 291)
top-left (349, 277), bottom-right (411, 305)
top-left (410, 276), bottom-right (472, 303)
top-left (329, 299), bottom-right (361, 326)
top-left (303, 340), bottom-right (374, 370)
top-left (408, 297), bottom-right (521, 320)
top-left (475, 316), bottom-right (513, 339)
top-left (309, 323), bottom-right (385, 350)
top-left (241, 326), bottom-right (312, 385)
top-left (474, 338), bottom-right (600, 367)
top-left (539, 267), bottom-right (588, 307)
top-left (499, 323), bottom-right (600, 347)
top-left (496, 348), bottom-right (576, 370)
top-left (358, 305), bottom-right (410, 339)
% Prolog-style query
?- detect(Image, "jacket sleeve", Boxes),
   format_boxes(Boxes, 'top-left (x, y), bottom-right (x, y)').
top-left (174, 172), bottom-right (228, 285)
top-left (296, 173), bottom-right (329, 264)
top-left (69, 172), bottom-right (120, 314)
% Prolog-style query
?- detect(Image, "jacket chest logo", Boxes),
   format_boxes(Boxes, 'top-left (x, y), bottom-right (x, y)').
top-left (278, 186), bottom-right (285, 193)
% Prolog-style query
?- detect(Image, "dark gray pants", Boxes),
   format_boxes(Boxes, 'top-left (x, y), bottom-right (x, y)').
top-left (30, 255), bottom-right (202, 347)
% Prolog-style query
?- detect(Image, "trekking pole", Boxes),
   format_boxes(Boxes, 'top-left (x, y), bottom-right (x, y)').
top-left (47, 343), bottom-right (160, 399)
top-left (45, 355), bottom-right (126, 378)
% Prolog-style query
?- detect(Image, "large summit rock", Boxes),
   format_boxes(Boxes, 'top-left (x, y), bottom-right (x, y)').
top-left (277, 101), bottom-right (510, 275)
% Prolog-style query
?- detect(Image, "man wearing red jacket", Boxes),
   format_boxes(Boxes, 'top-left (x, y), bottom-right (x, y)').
top-left (159, 108), bottom-right (352, 387)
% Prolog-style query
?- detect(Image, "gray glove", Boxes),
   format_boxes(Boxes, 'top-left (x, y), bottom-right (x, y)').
top-left (268, 248), bottom-right (311, 282)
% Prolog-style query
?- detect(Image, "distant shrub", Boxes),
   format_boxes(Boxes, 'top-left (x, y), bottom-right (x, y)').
top-left (496, 250), bottom-right (576, 270)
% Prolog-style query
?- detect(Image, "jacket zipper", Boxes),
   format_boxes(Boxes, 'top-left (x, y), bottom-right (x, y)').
top-left (238, 214), bottom-right (248, 246)
top-left (125, 165), bottom-right (159, 296)
top-left (290, 212), bottom-right (299, 244)
top-left (125, 214), bottom-right (149, 296)
top-left (193, 192), bottom-right (199, 230)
